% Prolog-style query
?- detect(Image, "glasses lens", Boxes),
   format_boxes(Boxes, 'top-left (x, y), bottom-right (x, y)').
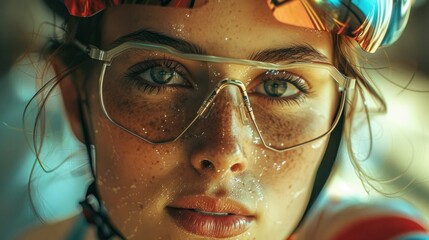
top-left (100, 46), bottom-right (342, 148)
top-left (101, 48), bottom-right (211, 143)
top-left (249, 65), bottom-right (339, 149)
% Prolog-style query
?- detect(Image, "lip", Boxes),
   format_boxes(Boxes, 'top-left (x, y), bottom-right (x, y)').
top-left (167, 195), bottom-right (255, 238)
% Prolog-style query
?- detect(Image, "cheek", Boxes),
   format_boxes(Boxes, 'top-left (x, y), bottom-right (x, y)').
top-left (94, 117), bottom-right (182, 186)
top-left (251, 141), bottom-right (327, 236)
top-left (92, 116), bottom-right (193, 237)
top-left (251, 140), bottom-right (326, 190)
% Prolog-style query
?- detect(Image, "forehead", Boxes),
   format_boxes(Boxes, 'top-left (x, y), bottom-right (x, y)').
top-left (100, 1), bottom-right (333, 59)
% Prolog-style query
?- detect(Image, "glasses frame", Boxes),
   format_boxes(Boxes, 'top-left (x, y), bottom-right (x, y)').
top-left (76, 40), bottom-right (355, 152)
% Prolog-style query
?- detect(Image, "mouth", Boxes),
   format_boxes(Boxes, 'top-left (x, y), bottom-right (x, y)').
top-left (166, 195), bottom-right (255, 238)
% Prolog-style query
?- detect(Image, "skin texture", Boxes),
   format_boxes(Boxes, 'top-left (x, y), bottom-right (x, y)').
top-left (64, 1), bottom-right (336, 239)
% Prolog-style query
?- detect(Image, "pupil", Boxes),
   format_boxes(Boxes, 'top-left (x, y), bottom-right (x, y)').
top-left (264, 79), bottom-right (287, 97)
top-left (151, 66), bottom-right (174, 84)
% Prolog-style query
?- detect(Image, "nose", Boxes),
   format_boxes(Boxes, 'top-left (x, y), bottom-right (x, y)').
top-left (189, 84), bottom-right (253, 177)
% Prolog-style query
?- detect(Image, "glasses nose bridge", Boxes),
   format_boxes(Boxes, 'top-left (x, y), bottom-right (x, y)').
top-left (199, 79), bottom-right (252, 125)
top-left (217, 79), bottom-right (246, 105)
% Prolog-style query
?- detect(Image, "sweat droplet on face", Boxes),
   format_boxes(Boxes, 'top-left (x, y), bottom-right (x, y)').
top-left (212, 71), bottom-right (221, 77)
top-left (311, 139), bottom-right (324, 149)
top-left (273, 160), bottom-right (287, 171)
top-left (293, 188), bottom-right (307, 199)
top-left (171, 23), bottom-right (187, 38)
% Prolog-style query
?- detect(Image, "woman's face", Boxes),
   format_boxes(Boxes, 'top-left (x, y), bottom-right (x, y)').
top-left (83, 1), bottom-right (335, 239)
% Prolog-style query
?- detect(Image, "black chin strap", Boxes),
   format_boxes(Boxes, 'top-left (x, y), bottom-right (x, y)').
top-left (296, 113), bottom-right (345, 228)
top-left (78, 99), bottom-right (125, 240)
top-left (80, 182), bottom-right (125, 240)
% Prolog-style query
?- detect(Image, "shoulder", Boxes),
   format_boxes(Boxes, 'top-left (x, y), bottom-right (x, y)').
top-left (18, 214), bottom-right (96, 240)
top-left (296, 197), bottom-right (429, 240)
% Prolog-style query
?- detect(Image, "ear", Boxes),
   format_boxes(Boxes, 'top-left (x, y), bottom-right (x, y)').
top-left (51, 57), bottom-right (86, 143)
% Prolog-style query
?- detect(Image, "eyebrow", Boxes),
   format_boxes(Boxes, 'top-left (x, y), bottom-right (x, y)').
top-left (112, 29), bottom-right (205, 54)
top-left (249, 45), bottom-right (329, 63)
top-left (112, 29), bottom-right (329, 62)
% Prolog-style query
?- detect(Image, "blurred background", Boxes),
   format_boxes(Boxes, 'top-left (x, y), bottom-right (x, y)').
top-left (0, 1), bottom-right (91, 239)
top-left (0, 0), bottom-right (428, 239)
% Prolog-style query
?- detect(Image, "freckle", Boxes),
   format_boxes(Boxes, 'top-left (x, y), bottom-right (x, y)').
top-left (288, 184), bottom-right (292, 189)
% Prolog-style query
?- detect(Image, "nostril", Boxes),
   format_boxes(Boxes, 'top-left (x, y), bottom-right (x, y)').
top-left (201, 159), bottom-right (214, 170)
top-left (230, 163), bottom-right (243, 172)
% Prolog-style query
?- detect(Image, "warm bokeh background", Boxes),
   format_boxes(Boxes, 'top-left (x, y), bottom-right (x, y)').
top-left (1, 1), bottom-right (428, 239)
top-left (328, 0), bottom-right (429, 220)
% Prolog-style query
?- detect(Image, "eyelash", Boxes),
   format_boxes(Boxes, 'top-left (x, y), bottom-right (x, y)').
top-left (122, 59), bottom-right (311, 106)
top-left (123, 58), bottom-right (191, 94)
top-left (252, 73), bottom-right (312, 106)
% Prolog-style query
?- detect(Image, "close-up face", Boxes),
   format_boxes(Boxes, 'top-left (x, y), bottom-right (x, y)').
top-left (79, 1), bottom-right (339, 239)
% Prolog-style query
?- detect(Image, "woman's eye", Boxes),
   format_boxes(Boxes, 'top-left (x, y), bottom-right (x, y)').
top-left (124, 59), bottom-right (192, 92)
top-left (258, 77), bottom-right (300, 98)
top-left (150, 66), bottom-right (175, 84)
top-left (253, 71), bottom-right (308, 99)
top-left (141, 65), bottom-right (187, 85)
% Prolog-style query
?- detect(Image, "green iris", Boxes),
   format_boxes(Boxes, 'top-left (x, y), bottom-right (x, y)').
top-left (150, 66), bottom-right (175, 84)
top-left (263, 78), bottom-right (288, 97)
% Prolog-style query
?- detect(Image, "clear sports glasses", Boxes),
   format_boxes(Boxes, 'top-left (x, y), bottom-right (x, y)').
top-left (78, 41), bottom-right (355, 152)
